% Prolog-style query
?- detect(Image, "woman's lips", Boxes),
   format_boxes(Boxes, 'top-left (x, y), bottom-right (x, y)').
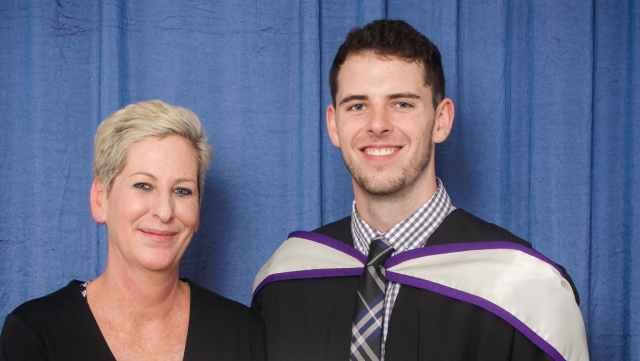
top-left (139, 228), bottom-right (179, 240)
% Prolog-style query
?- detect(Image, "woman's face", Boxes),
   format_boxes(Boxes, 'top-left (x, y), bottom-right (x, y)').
top-left (92, 135), bottom-right (200, 273)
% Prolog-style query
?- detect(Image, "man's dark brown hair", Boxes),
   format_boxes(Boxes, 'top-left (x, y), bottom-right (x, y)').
top-left (329, 19), bottom-right (445, 109)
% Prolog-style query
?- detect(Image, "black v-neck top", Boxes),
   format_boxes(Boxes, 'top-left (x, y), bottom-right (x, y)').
top-left (0, 279), bottom-right (266, 361)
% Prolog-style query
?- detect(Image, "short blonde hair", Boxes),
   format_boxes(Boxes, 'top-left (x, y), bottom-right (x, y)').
top-left (93, 100), bottom-right (213, 201)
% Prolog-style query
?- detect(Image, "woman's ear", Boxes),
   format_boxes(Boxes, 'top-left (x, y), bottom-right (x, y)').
top-left (90, 178), bottom-right (107, 224)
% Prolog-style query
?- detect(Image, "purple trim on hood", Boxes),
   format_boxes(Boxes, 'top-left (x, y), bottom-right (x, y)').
top-left (252, 267), bottom-right (363, 301)
top-left (386, 271), bottom-right (566, 361)
top-left (288, 230), bottom-right (367, 264)
top-left (385, 241), bottom-right (566, 279)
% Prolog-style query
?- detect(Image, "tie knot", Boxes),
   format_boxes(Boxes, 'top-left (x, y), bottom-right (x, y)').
top-left (366, 235), bottom-right (394, 266)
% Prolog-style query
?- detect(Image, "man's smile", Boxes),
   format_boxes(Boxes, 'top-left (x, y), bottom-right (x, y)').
top-left (362, 146), bottom-right (400, 156)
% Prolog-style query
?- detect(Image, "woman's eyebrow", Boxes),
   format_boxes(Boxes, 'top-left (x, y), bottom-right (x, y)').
top-left (175, 178), bottom-right (197, 184)
top-left (130, 171), bottom-right (156, 179)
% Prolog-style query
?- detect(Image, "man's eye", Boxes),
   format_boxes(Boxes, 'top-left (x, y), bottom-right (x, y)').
top-left (133, 183), bottom-right (152, 191)
top-left (348, 104), bottom-right (364, 111)
top-left (396, 102), bottom-right (411, 108)
top-left (174, 188), bottom-right (193, 196)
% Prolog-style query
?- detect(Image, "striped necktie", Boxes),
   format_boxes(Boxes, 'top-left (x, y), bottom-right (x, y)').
top-left (350, 235), bottom-right (394, 361)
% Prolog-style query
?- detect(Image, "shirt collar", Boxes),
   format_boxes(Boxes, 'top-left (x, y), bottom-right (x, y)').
top-left (351, 178), bottom-right (455, 256)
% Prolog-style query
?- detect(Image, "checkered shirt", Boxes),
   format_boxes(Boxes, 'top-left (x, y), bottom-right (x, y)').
top-left (351, 178), bottom-right (455, 361)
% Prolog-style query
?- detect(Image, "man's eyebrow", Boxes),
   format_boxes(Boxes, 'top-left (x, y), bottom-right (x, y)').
top-left (339, 94), bottom-right (368, 106)
top-left (387, 92), bottom-right (421, 100)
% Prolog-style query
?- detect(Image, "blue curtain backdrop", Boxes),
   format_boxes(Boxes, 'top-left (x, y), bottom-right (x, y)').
top-left (0, 0), bottom-right (638, 359)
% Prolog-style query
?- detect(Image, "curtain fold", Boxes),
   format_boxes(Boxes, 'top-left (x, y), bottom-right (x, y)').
top-left (0, 1), bottom-right (637, 359)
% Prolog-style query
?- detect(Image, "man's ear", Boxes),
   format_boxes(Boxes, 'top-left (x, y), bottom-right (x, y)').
top-left (326, 104), bottom-right (341, 148)
top-left (90, 178), bottom-right (107, 225)
top-left (433, 98), bottom-right (455, 144)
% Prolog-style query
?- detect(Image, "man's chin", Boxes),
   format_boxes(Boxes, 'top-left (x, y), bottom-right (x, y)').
top-left (345, 155), bottom-right (431, 198)
top-left (354, 177), bottom-right (408, 197)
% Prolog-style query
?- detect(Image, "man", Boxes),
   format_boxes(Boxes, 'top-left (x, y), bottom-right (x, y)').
top-left (252, 20), bottom-right (588, 361)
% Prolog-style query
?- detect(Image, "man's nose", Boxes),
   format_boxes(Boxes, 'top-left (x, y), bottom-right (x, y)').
top-left (368, 106), bottom-right (392, 135)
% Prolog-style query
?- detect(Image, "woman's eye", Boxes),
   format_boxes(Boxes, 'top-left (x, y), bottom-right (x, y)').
top-left (133, 183), bottom-right (152, 191)
top-left (174, 188), bottom-right (193, 196)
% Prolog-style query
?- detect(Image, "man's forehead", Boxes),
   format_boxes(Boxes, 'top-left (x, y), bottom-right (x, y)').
top-left (337, 53), bottom-right (430, 98)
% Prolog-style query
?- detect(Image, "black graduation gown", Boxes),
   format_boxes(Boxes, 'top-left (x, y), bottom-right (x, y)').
top-left (251, 208), bottom-right (580, 361)
top-left (0, 279), bottom-right (267, 361)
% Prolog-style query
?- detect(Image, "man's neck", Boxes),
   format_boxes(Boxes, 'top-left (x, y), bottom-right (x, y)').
top-left (353, 172), bottom-right (438, 233)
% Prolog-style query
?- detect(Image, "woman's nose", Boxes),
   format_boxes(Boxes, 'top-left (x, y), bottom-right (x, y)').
top-left (152, 191), bottom-right (174, 222)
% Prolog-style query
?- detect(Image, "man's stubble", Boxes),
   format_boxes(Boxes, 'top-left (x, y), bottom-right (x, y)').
top-left (342, 119), bottom-right (434, 198)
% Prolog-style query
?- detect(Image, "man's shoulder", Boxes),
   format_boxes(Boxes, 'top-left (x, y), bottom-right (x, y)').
top-left (311, 215), bottom-right (353, 246)
top-left (430, 208), bottom-right (580, 304)
top-left (428, 208), bottom-right (531, 248)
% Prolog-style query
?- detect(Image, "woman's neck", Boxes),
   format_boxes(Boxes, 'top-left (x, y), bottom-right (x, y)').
top-left (85, 245), bottom-right (191, 361)
top-left (87, 246), bottom-right (188, 320)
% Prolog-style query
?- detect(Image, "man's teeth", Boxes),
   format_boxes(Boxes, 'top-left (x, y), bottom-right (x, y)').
top-left (364, 147), bottom-right (396, 156)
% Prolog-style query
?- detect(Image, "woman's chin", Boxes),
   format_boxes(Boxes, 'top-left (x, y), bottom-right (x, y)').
top-left (132, 252), bottom-right (181, 273)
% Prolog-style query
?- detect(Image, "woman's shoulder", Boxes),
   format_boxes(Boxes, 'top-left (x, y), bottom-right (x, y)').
top-left (8, 280), bottom-right (85, 322)
top-left (182, 279), bottom-right (266, 360)
top-left (185, 278), bottom-right (262, 325)
top-left (1, 280), bottom-right (115, 360)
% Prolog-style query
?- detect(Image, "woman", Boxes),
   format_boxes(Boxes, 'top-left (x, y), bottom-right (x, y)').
top-left (0, 100), bottom-right (266, 360)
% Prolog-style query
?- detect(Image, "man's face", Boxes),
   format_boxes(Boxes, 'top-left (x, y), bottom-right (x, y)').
top-left (327, 52), bottom-right (437, 197)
